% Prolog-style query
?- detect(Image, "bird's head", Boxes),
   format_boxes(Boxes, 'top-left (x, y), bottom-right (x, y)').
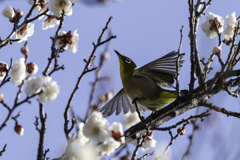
top-left (114, 50), bottom-right (137, 73)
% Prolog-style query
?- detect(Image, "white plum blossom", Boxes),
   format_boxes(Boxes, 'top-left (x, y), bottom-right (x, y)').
top-left (55, 30), bottom-right (68, 50)
top-left (224, 12), bottom-right (237, 40)
top-left (50, 0), bottom-right (73, 17)
top-left (42, 15), bottom-right (60, 30)
top-left (28, 0), bottom-right (41, 12)
top-left (70, 30), bottom-right (79, 53)
top-left (38, 78), bottom-right (60, 103)
top-left (77, 122), bottom-right (89, 146)
top-left (25, 76), bottom-right (50, 95)
top-left (16, 23), bottom-right (35, 43)
top-left (97, 137), bottom-right (121, 156)
top-left (122, 112), bottom-right (140, 128)
top-left (83, 111), bottom-right (110, 142)
top-left (75, 144), bottom-right (98, 160)
top-left (131, 131), bottom-right (157, 150)
top-left (54, 30), bottom-right (79, 53)
top-left (109, 122), bottom-right (125, 143)
top-left (28, 0), bottom-right (49, 19)
top-left (0, 61), bottom-right (8, 81)
top-left (2, 6), bottom-right (15, 19)
top-left (11, 58), bottom-right (26, 86)
top-left (201, 12), bottom-right (224, 38)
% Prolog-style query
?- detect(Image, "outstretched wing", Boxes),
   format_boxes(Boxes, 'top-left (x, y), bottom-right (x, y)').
top-left (134, 51), bottom-right (184, 87)
top-left (100, 88), bottom-right (148, 117)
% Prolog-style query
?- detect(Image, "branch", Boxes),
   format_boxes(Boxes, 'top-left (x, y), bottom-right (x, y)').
top-left (154, 110), bottom-right (210, 131)
top-left (87, 30), bottom-right (112, 118)
top-left (200, 101), bottom-right (240, 118)
top-left (0, 59), bottom-right (13, 88)
top-left (37, 103), bottom-right (47, 160)
top-left (156, 122), bottom-right (189, 160)
top-left (0, 144), bottom-right (7, 156)
top-left (182, 107), bottom-right (201, 160)
top-left (43, 11), bottom-right (65, 76)
top-left (138, 151), bottom-right (154, 160)
top-left (64, 16), bottom-right (115, 144)
top-left (176, 26), bottom-right (184, 96)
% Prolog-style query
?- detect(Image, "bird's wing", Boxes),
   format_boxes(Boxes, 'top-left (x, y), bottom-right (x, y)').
top-left (100, 88), bottom-right (148, 117)
top-left (134, 51), bottom-right (184, 87)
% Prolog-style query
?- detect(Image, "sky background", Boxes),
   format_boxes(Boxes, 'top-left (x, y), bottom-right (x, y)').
top-left (0, 0), bottom-right (240, 160)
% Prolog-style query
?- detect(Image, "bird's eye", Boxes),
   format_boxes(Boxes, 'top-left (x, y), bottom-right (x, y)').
top-left (125, 59), bottom-right (131, 64)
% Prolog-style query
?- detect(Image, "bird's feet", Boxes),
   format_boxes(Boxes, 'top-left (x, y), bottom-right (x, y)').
top-left (132, 98), bottom-right (146, 121)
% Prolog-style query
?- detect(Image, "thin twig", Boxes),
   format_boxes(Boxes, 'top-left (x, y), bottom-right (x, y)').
top-left (182, 107), bottom-right (201, 160)
top-left (0, 59), bottom-right (13, 88)
top-left (153, 110), bottom-right (210, 131)
top-left (176, 26), bottom-right (184, 96)
top-left (156, 122), bottom-right (189, 160)
top-left (0, 144), bottom-right (7, 156)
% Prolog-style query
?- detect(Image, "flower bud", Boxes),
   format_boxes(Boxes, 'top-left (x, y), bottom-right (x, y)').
top-left (226, 39), bottom-right (232, 46)
top-left (212, 46), bottom-right (222, 56)
top-left (14, 123), bottom-right (24, 136)
top-left (0, 93), bottom-right (4, 102)
top-left (0, 61), bottom-right (8, 81)
top-left (15, 8), bottom-right (23, 20)
top-left (177, 127), bottom-right (186, 135)
top-left (21, 42), bottom-right (29, 56)
top-left (101, 52), bottom-right (110, 61)
top-left (26, 62), bottom-right (38, 74)
top-left (190, 119), bottom-right (196, 123)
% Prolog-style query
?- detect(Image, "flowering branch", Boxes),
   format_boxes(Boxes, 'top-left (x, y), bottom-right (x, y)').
top-left (64, 16), bottom-right (115, 145)
top-left (43, 11), bottom-right (65, 76)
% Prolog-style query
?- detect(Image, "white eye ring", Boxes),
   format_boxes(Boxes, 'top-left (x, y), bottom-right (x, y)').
top-left (125, 59), bottom-right (131, 64)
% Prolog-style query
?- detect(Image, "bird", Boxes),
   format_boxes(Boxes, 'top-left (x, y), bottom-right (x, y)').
top-left (100, 50), bottom-right (187, 117)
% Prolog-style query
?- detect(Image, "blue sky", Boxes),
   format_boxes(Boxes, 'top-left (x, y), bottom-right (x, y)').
top-left (0, 0), bottom-right (240, 160)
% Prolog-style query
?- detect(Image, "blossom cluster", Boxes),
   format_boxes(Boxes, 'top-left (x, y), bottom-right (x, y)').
top-left (201, 12), bottom-right (239, 56)
top-left (2, 0), bottom-right (80, 53)
top-left (201, 12), bottom-right (238, 40)
top-left (0, 58), bottom-right (60, 103)
top-left (74, 111), bottom-right (157, 159)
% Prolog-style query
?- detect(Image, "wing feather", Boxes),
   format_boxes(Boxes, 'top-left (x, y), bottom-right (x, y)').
top-left (101, 88), bottom-right (146, 116)
top-left (135, 51), bottom-right (184, 87)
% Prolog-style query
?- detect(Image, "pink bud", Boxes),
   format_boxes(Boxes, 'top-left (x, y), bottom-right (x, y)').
top-left (101, 52), bottom-right (110, 61)
top-left (177, 127), bottom-right (186, 135)
top-left (14, 123), bottom-right (24, 136)
top-left (226, 39), bottom-right (232, 46)
top-left (15, 8), bottom-right (23, 20)
top-left (21, 42), bottom-right (29, 56)
top-left (26, 62), bottom-right (38, 74)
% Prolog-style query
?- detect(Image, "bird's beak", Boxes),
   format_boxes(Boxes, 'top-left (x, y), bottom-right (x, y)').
top-left (114, 50), bottom-right (124, 59)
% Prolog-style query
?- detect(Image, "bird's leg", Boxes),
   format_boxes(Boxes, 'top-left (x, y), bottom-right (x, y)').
top-left (132, 98), bottom-right (145, 121)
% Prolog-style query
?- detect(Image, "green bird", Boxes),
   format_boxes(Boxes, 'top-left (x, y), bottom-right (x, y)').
top-left (101, 50), bottom-right (187, 116)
